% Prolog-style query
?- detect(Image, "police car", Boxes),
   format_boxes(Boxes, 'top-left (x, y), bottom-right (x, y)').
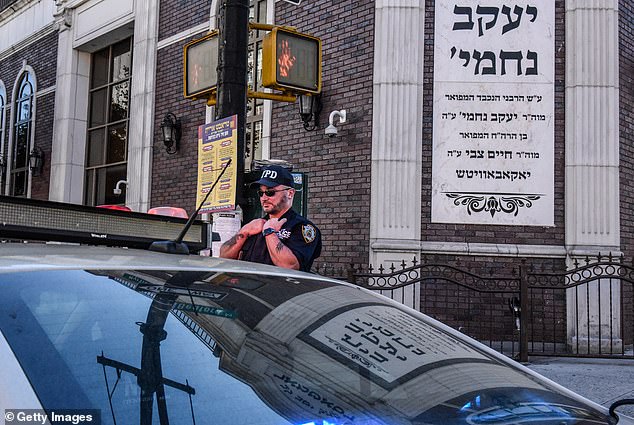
top-left (1, 197), bottom-right (633, 425)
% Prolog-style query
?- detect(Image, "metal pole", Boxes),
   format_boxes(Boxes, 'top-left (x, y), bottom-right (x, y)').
top-left (216, 0), bottom-right (249, 205)
top-left (519, 264), bottom-right (529, 362)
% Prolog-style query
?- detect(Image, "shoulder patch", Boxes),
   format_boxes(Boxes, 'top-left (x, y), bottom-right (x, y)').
top-left (302, 224), bottom-right (317, 243)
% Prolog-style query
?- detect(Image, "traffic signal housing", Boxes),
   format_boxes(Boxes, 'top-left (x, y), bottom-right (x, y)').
top-left (183, 32), bottom-right (219, 99)
top-left (262, 28), bottom-right (321, 94)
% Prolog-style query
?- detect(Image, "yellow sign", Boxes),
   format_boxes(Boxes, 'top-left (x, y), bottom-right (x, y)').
top-left (196, 116), bottom-right (238, 213)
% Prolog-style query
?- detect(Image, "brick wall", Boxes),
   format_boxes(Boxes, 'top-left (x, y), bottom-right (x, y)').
top-left (158, 0), bottom-right (212, 40)
top-left (0, 30), bottom-right (58, 200)
top-left (421, 0), bottom-right (566, 248)
top-left (619, 0), bottom-right (634, 341)
top-left (271, 0), bottom-right (375, 267)
top-left (620, 0), bottom-right (634, 260)
top-left (152, 38), bottom-right (208, 212)
top-left (152, 0), bottom-right (214, 212)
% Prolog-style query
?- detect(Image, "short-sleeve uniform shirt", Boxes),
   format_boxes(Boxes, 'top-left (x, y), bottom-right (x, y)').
top-left (240, 209), bottom-right (322, 272)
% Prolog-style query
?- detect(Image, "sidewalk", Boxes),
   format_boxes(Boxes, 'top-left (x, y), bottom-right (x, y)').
top-left (526, 357), bottom-right (634, 417)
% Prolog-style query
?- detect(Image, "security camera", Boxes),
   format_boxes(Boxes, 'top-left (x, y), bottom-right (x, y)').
top-left (113, 179), bottom-right (128, 195)
top-left (324, 109), bottom-right (346, 138)
top-left (325, 124), bottom-right (338, 137)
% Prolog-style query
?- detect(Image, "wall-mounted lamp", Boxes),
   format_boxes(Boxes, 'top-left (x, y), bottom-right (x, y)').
top-left (160, 112), bottom-right (181, 154)
top-left (324, 109), bottom-right (347, 138)
top-left (299, 94), bottom-right (322, 131)
top-left (29, 146), bottom-right (44, 176)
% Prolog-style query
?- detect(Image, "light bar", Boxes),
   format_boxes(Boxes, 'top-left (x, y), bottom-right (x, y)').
top-left (0, 196), bottom-right (208, 251)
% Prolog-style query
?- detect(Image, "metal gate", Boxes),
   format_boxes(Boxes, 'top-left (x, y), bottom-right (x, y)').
top-left (317, 254), bottom-right (634, 360)
top-left (524, 255), bottom-right (634, 359)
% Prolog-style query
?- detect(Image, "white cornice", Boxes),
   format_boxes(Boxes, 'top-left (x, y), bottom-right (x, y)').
top-left (371, 238), bottom-right (568, 258)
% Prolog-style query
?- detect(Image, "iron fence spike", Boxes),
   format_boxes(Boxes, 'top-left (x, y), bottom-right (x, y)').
top-left (401, 259), bottom-right (406, 269)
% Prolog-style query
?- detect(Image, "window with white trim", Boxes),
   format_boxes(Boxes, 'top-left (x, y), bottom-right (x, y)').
top-left (246, 0), bottom-right (268, 170)
top-left (0, 83), bottom-right (5, 191)
top-left (10, 71), bottom-right (34, 197)
top-left (84, 38), bottom-right (132, 206)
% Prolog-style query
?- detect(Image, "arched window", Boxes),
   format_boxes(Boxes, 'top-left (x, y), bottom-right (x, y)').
top-left (10, 71), bottom-right (34, 197)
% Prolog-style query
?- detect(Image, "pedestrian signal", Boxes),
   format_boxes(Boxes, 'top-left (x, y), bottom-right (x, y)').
top-left (262, 28), bottom-right (321, 94)
top-left (183, 32), bottom-right (218, 99)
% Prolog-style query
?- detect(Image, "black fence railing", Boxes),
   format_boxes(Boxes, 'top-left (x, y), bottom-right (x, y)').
top-left (314, 254), bottom-right (634, 361)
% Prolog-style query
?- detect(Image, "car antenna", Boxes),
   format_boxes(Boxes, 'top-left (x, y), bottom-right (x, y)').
top-left (149, 158), bottom-right (232, 255)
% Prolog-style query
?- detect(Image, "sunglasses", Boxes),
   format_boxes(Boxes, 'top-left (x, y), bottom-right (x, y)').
top-left (257, 188), bottom-right (291, 197)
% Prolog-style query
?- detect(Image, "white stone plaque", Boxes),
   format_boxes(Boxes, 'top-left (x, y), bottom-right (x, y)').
top-left (432, 1), bottom-right (555, 225)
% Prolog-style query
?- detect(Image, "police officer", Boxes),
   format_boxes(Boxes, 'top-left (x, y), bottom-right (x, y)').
top-left (219, 165), bottom-right (321, 272)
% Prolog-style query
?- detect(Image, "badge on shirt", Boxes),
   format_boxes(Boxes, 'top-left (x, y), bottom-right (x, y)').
top-left (302, 224), bottom-right (316, 243)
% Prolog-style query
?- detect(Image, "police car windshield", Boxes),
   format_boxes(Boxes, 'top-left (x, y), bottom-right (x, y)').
top-left (0, 269), bottom-right (613, 425)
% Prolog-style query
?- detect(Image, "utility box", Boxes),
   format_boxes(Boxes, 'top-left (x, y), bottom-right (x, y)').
top-left (242, 170), bottom-right (308, 222)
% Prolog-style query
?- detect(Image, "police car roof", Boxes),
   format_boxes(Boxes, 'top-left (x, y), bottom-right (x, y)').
top-left (0, 243), bottom-right (338, 282)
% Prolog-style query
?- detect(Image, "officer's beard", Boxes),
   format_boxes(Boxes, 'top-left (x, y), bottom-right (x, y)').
top-left (262, 193), bottom-right (292, 217)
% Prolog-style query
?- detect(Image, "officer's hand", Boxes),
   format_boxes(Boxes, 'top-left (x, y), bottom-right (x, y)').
top-left (264, 218), bottom-right (287, 232)
top-left (242, 219), bottom-right (266, 236)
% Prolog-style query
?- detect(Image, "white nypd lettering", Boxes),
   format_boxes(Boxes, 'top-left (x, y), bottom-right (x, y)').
top-left (262, 170), bottom-right (277, 179)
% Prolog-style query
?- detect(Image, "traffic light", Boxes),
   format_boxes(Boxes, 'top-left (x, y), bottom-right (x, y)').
top-left (262, 28), bottom-right (321, 94)
top-left (183, 32), bottom-right (219, 99)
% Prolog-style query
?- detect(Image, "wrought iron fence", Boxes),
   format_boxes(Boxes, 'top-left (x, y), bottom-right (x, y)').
top-left (525, 254), bottom-right (634, 359)
top-left (314, 253), bottom-right (634, 361)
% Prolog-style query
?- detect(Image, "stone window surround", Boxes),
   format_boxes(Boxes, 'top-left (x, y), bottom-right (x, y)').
top-left (4, 62), bottom-right (36, 197)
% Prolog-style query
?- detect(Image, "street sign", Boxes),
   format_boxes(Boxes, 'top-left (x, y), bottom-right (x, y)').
top-left (262, 27), bottom-right (321, 94)
top-left (183, 32), bottom-right (219, 99)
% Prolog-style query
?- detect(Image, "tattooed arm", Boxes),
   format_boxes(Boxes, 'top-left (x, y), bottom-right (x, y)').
top-left (219, 219), bottom-right (265, 259)
top-left (262, 217), bottom-right (300, 270)
top-left (264, 232), bottom-right (300, 270)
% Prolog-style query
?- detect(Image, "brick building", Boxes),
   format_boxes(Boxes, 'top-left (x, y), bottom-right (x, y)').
top-left (0, 0), bottom-right (632, 274)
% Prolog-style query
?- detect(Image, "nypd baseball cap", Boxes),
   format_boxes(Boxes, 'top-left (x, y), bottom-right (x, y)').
top-left (251, 165), bottom-right (294, 188)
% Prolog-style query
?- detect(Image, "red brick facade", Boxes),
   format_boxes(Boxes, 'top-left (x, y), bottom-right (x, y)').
top-left (0, 30), bottom-right (57, 200)
top-left (271, 0), bottom-right (375, 267)
top-left (620, 0), bottom-right (634, 261)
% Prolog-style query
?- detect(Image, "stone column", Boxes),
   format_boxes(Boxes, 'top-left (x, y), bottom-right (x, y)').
top-left (565, 0), bottom-right (620, 352)
top-left (369, 0), bottom-right (425, 266)
top-left (126, 0), bottom-right (159, 212)
top-left (49, 7), bottom-right (90, 204)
